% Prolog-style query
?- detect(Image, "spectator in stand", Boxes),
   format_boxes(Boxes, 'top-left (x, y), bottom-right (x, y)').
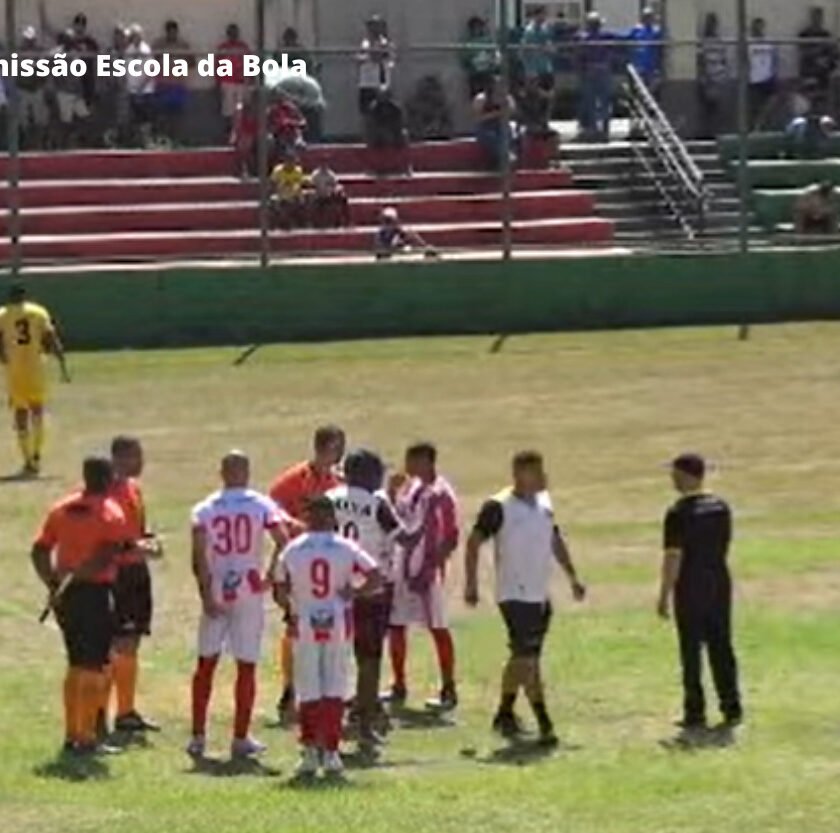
top-left (231, 92), bottom-right (258, 177)
top-left (67, 11), bottom-right (98, 108)
top-left (786, 112), bottom-right (836, 159)
top-left (577, 12), bottom-right (615, 142)
top-left (460, 15), bottom-right (499, 100)
top-left (278, 27), bottom-right (321, 141)
top-left (269, 92), bottom-right (307, 166)
top-left (697, 12), bottom-right (730, 140)
top-left (406, 75), bottom-right (453, 140)
top-left (794, 180), bottom-right (838, 234)
top-left (628, 6), bottom-right (664, 98)
top-left (365, 89), bottom-right (410, 171)
top-left (551, 11), bottom-right (577, 74)
top-left (152, 19), bottom-right (194, 146)
top-left (472, 75), bottom-right (518, 171)
top-left (310, 163), bottom-right (350, 228)
top-left (50, 29), bottom-right (91, 148)
top-left (358, 15), bottom-right (395, 125)
top-left (125, 24), bottom-right (156, 147)
top-left (520, 6), bottom-right (555, 127)
top-left (748, 17), bottom-right (779, 130)
top-left (798, 6), bottom-right (838, 109)
top-left (103, 25), bottom-right (131, 147)
top-left (18, 26), bottom-right (50, 149)
top-left (217, 23), bottom-right (251, 136)
top-left (374, 206), bottom-right (436, 259)
top-left (269, 157), bottom-right (307, 230)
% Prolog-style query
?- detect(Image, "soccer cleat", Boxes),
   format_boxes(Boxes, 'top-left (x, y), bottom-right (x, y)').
top-left (537, 725), bottom-right (560, 748)
top-left (185, 735), bottom-right (206, 758)
top-left (383, 683), bottom-right (407, 707)
top-left (115, 711), bottom-right (161, 733)
top-left (72, 741), bottom-right (123, 757)
top-left (295, 745), bottom-right (320, 777)
top-left (231, 736), bottom-right (267, 759)
top-left (322, 750), bottom-right (345, 776)
top-left (492, 711), bottom-right (525, 739)
top-left (426, 685), bottom-right (458, 712)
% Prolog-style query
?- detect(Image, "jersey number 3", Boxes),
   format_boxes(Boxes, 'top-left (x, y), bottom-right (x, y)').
top-left (14, 318), bottom-right (31, 346)
top-left (212, 514), bottom-right (253, 556)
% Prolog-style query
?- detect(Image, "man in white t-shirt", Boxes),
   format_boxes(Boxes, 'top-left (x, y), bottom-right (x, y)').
top-left (126, 24), bottom-right (156, 142)
top-left (274, 496), bottom-right (381, 778)
top-left (464, 450), bottom-right (586, 746)
top-left (748, 17), bottom-right (778, 128)
top-left (187, 450), bottom-right (291, 760)
top-left (357, 15), bottom-right (394, 120)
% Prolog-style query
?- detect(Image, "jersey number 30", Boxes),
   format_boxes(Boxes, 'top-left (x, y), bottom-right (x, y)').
top-left (212, 514), bottom-right (253, 556)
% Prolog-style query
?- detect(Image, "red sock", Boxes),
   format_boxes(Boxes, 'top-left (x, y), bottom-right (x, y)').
top-left (299, 700), bottom-right (319, 746)
top-left (389, 626), bottom-right (407, 688)
top-left (431, 628), bottom-right (455, 686)
top-left (321, 698), bottom-right (344, 751)
top-left (191, 655), bottom-right (218, 737)
top-left (234, 661), bottom-right (257, 740)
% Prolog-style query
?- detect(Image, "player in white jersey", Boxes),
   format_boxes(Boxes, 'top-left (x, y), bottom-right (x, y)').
top-left (274, 496), bottom-right (381, 778)
top-left (326, 448), bottom-right (415, 752)
top-left (187, 451), bottom-right (291, 760)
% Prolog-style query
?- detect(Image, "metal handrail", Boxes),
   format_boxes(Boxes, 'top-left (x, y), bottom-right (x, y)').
top-left (625, 63), bottom-right (708, 238)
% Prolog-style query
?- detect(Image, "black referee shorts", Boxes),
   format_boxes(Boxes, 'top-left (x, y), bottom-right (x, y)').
top-left (353, 585), bottom-right (394, 661)
top-left (56, 582), bottom-right (114, 669)
top-left (499, 600), bottom-right (553, 658)
top-left (113, 561), bottom-right (153, 638)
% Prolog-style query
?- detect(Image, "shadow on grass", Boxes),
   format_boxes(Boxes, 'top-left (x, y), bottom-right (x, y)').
top-left (0, 472), bottom-right (59, 485)
top-left (659, 725), bottom-right (737, 752)
top-left (282, 772), bottom-right (357, 791)
top-left (186, 755), bottom-right (282, 778)
top-left (391, 706), bottom-right (456, 731)
top-left (107, 731), bottom-right (153, 751)
top-left (471, 738), bottom-right (583, 767)
top-left (33, 750), bottom-right (111, 782)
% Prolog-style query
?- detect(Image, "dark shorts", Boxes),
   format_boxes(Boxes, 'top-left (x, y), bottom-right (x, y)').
top-left (354, 585), bottom-right (394, 660)
top-left (499, 600), bottom-right (552, 658)
top-left (113, 561), bottom-right (153, 637)
top-left (56, 582), bottom-right (114, 668)
top-left (359, 87), bottom-right (378, 115)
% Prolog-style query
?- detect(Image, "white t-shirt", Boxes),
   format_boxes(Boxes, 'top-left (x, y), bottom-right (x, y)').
top-left (749, 41), bottom-right (777, 85)
top-left (476, 488), bottom-right (557, 603)
top-left (327, 484), bottom-right (400, 574)
top-left (126, 41), bottom-right (156, 95)
top-left (358, 36), bottom-right (393, 90)
top-left (275, 532), bottom-right (377, 643)
top-left (191, 487), bottom-right (281, 604)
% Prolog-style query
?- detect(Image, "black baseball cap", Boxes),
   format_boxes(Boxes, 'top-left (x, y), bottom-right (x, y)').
top-left (671, 453), bottom-right (706, 479)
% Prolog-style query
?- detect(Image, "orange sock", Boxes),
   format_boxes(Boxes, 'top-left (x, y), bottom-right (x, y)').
top-left (113, 653), bottom-right (138, 717)
top-left (63, 668), bottom-right (81, 743)
top-left (101, 663), bottom-right (113, 721)
top-left (76, 669), bottom-right (104, 745)
top-left (280, 635), bottom-right (294, 692)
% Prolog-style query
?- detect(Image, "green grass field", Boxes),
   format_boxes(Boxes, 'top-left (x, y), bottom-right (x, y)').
top-left (2, 323), bottom-right (840, 833)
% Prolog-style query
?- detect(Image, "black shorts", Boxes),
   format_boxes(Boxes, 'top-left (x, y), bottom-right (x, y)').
top-left (113, 561), bottom-right (153, 637)
top-left (499, 600), bottom-right (552, 658)
top-left (56, 582), bottom-right (114, 668)
top-left (359, 87), bottom-right (378, 115)
top-left (354, 586), bottom-right (394, 660)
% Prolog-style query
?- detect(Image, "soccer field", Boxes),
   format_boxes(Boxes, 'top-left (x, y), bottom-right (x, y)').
top-left (2, 324), bottom-right (840, 833)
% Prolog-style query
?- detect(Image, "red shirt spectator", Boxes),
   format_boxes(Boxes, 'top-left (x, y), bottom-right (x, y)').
top-left (217, 23), bottom-right (250, 86)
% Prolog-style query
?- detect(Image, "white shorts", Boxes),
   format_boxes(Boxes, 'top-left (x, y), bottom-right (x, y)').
top-left (197, 596), bottom-right (265, 663)
top-left (390, 579), bottom-right (448, 629)
top-left (293, 640), bottom-right (352, 703)
top-left (56, 91), bottom-right (90, 124)
top-left (220, 83), bottom-right (246, 119)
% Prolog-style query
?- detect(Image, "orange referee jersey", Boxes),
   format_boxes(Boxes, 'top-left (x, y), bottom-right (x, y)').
top-left (269, 461), bottom-right (341, 523)
top-left (109, 477), bottom-right (146, 565)
top-left (34, 491), bottom-right (129, 584)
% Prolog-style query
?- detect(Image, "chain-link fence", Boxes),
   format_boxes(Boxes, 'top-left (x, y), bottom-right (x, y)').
top-left (4, 3), bottom-right (840, 271)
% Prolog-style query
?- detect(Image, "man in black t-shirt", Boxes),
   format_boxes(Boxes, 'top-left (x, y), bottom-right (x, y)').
top-left (658, 453), bottom-right (742, 732)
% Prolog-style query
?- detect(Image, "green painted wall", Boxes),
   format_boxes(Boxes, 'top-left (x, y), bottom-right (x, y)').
top-left (8, 249), bottom-right (840, 350)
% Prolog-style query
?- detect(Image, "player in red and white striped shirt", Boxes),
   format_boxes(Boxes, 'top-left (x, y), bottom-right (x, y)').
top-left (187, 451), bottom-right (291, 760)
top-left (388, 442), bottom-right (460, 711)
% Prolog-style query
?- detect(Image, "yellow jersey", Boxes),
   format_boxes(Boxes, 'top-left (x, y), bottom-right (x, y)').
top-left (270, 164), bottom-right (306, 200)
top-left (0, 301), bottom-right (55, 378)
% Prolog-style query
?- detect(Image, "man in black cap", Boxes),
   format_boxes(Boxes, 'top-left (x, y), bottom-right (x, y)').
top-left (658, 453), bottom-right (743, 732)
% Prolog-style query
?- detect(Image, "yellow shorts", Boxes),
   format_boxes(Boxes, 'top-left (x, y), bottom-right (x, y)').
top-left (6, 372), bottom-right (46, 411)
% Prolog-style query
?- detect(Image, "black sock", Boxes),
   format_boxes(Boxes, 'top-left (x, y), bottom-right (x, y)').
top-left (531, 700), bottom-right (553, 732)
top-left (498, 693), bottom-right (517, 716)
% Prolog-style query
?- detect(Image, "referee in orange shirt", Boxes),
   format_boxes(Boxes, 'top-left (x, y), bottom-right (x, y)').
top-left (268, 423), bottom-right (346, 720)
top-left (30, 456), bottom-right (152, 755)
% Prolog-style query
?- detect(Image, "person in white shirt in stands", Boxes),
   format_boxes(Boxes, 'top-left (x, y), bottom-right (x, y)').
top-left (748, 17), bottom-right (779, 129)
top-left (125, 24), bottom-right (157, 146)
top-left (464, 450), bottom-right (586, 747)
top-left (274, 495), bottom-right (382, 778)
top-left (357, 15), bottom-right (395, 125)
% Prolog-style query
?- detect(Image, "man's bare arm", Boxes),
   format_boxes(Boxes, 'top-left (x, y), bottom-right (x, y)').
top-left (463, 530), bottom-right (483, 606)
top-left (553, 528), bottom-right (586, 600)
top-left (44, 330), bottom-right (70, 382)
top-left (657, 548), bottom-right (682, 619)
top-left (30, 543), bottom-right (55, 588)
